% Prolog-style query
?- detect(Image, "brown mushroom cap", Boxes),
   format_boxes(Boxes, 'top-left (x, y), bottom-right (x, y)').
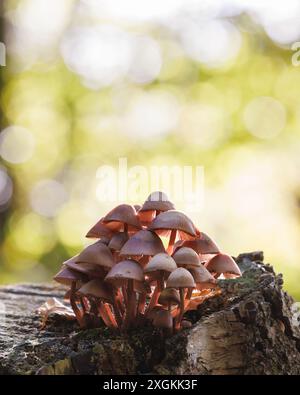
top-left (120, 230), bottom-right (165, 257)
top-left (189, 265), bottom-right (217, 290)
top-left (53, 266), bottom-right (87, 286)
top-left (144, 253), bottom-right (177, 279)
top-left (65, 260), bottom-right (105, 279)
top-left (152, 309), bottom-right (173, 329)
top-left (172, 247), bottom-right (200, 268)
top-left (166, 267), bottom-right (196, 289)
top-left (148, 210), bottom-right (198, 240)
top-left (86, 219), bottom-right (113, 239)
top-left (102, 204), bottom-right (142, 230)
top-left (174, 232), bottom-right (220, 254)
top-left (158, 288), bottom-right (180, 306)
top-left (140, 191), bottom-right (175, 212)
top-left (77, 279), bottom-right (113, 303)
top-left (105, 259), bottom-right (144, 285)
top-left (76, 241), bottom-right (115, 269)
top-left (205, 253), bottom-right (242, 277)
top-left (189, 264), bottom-right (216, 284)
top-left (108, 232), bottom-right (129, 252)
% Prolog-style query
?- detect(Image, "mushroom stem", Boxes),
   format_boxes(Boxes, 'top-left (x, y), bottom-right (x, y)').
top-left (122, 285), bottom-right (128, 306)
top-left (123, 280), bottom-right (136, 329)
top-left (145, 275), bottom-right (164, 315)
top-left (112, 295), bottom-right (123, 328)
top-left (167, 229), bottom-right (177, 254)
top-left (103, 303), bottom-right (118, 328)
top-left (98, 302), bottom-right (117, 329)
top-left (137, 291), bottom-right (147, 315)
top-left (116, 289), bottom-right (125, 315)
top-left (175, 288), bottom-right (185, 330)
top-left (70, 282), bottom-right (85, 328)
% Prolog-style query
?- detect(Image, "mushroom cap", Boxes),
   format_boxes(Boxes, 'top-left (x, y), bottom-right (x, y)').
top-left (120, 230), bottom-right (165, 257)
top-left (148, 210), bottom-right (198, 240)
top-left (189, 265), bottom-right (216, 284)
top-left (144, 253), bottom-right (177, 277)
top-left (108, 232), bottom-right (129, 252)
top-left (140, 191), bottom-right (175, 212)
top-left (166, 267), bottom-right (196, 289)
top-left (153, 309), bottom-right (173, 329)
top-left (172, 247), bottom-right (200, 268)
top-left (77, 279), bottom-right (113, 303)
top-left (53, 267), bottom-right (87, 286)
top-left (189, 265), bottom-right (216, 290)
top-left (158, 288), bottom-right (180, 306)
top-left (102, 204), bottom-right (142, 230)
top-left (76, 241), bottom-right (115, 269)
top-left (105, 259), bottom-right (144, 285)
top-left (85, 219), bottom-right (113, 239)
top-left (134, 204), bottom-right (141, 211)
top-left (174, 232), bottom-right (220, 254)
top-left (205, 253), bottom-right (242, 277)
top-left (65, 260), bottom-right (105, 279)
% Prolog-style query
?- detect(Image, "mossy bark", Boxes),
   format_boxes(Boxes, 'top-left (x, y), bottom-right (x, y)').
top-left (0, 252), bottom-right (299, 375)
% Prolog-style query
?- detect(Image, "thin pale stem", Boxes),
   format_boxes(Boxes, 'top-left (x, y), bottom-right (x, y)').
top-left (137, 291), bottom-right (147, 315)
top-left (70, 282), bottom-right (85, 328)
top-left (98, 302), bottom-right (117, 329)
top-left (175, 288), bottom-right (185, 330)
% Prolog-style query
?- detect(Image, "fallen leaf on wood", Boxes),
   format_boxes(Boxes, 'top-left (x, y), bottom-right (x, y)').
top-left (36, 297), bottom-right (75, 329)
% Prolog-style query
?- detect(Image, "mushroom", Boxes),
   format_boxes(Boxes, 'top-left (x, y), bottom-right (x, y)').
top-left (172, 247), bottom-right (201, 269)
top-left (108, 232), bottom-right (129, 263)
top-left (166, 267), bottom-right (196, 329)
top-left (77, 279), bottom-right (119, 329)
top-left (173, 232), bottom-right (220, 262)
top-left (205, 253), bottom-right (242, 279)
top-left (102, 204), bottom-right (142, 233)
top-left (158, 288), bottom-right (180, 312)
top-left (76, 241), bottom-right (115, 271)
top-left (120, 230), bottom-right (165, 262)
top-left (148, 210), bottom-right (198, 254)
top-left (65, 260), bottom-right (106, 279)
top-left (138, 191), bottom-right (175, 225)
top-left (105, 259), bottom-right (143, 329)
top-left (53, 266), bottom-right (88, 328)
top-left (144, 253), bottom-right (177, 313)
top-left (189, 264), bottom-right (217, 290)
top-left (85, 218), bottom-right (113, 240)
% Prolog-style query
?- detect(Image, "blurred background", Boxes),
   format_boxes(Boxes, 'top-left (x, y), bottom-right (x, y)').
top-left (0, 0), bottom-right (300, 299)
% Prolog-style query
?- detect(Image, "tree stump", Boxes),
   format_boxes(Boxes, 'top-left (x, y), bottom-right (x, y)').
top-left (0, 252), bottom-right (299, 375)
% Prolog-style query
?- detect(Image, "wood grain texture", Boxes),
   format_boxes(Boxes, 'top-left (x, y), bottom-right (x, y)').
top-left (0, 252), bottom-right (300, 375)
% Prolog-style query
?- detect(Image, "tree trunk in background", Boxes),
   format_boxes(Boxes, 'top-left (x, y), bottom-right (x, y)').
top-left (0, 252), bottom-right (300, 375)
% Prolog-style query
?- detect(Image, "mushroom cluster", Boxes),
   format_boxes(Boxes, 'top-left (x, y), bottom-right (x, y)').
top-left (54, 191), bottom-right (242, 334)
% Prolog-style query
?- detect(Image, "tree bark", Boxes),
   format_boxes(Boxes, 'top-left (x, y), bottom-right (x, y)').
top-left (0, 252), bottom-right (299, 375)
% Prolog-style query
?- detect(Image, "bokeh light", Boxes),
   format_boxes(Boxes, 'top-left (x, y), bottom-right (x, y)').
top-left (243, 97), bottom-right (286, 139)
top-left (0, 126), bottom-right (35, 164)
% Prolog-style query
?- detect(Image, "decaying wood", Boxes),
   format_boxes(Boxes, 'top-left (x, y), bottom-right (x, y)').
top-left (0, 252), bottom-right (299, 375)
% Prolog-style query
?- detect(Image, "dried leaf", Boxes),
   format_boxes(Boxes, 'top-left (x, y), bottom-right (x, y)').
top-left (36, 297), bottom-right (75, 329)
